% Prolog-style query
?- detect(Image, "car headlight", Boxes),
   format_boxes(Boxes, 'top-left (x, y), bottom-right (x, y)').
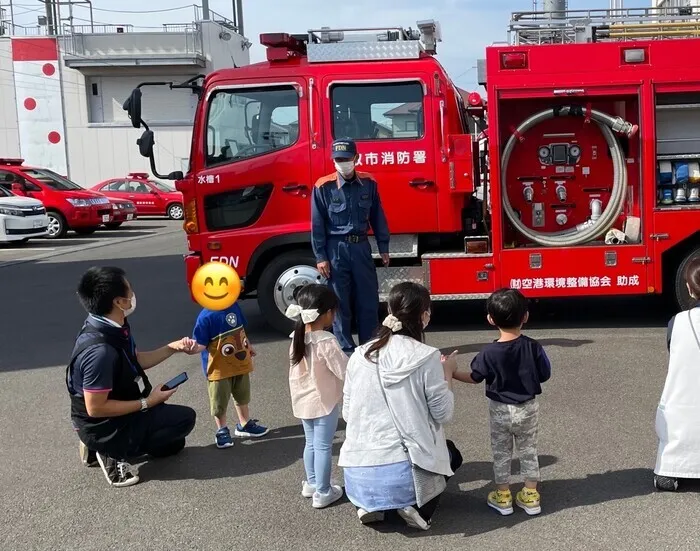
top-left (67, 198), bottom-right (90, 207)
top-left (0, 206), bottom-right (24, 216)
top-left (112, 204), bottom-right (119, 210)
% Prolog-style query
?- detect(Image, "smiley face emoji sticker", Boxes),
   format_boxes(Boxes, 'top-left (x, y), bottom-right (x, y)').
top-left (191, 262), bottom-right (242, 311)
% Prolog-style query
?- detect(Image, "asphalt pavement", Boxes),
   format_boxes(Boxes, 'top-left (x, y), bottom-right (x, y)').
top-left (0, 221), bottom-right (698, 551)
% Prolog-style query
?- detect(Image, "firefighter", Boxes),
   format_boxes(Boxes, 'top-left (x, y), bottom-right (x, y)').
top-left (311, 138), bottom-right (391, 354)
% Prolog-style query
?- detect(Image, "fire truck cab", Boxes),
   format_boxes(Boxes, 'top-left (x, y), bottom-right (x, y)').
top-left (124, 6), bottom-right (700, 334)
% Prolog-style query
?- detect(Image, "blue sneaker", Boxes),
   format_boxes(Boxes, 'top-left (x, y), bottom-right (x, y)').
top-left (234, 419), bottom-right (270, 438)
top-left (215, 427), bottom-right (234, 449)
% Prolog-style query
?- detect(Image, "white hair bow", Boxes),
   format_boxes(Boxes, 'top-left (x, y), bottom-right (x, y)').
top-left (285, 304), bottom-right (321, 324)
top-left (382, 314), bottom-right (403, 333)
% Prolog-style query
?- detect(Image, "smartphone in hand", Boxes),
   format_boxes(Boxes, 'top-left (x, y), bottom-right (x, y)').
top-left (162, 372), bottom-right (188, 391)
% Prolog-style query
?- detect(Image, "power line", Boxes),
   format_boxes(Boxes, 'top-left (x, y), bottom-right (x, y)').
top-left (75, 4), bottom-right (197, 14)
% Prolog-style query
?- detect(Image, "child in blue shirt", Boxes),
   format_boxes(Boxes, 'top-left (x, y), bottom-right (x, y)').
top-left (454, 288), bottom-right (551, 517)
top-left (193, 302), bottom-right (269, 448)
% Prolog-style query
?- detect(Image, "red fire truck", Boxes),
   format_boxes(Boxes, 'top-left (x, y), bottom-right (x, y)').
top-left (123, 6), bottom-right (700, 334)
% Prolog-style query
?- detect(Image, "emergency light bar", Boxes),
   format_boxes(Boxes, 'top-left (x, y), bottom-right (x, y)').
top-left (128, 172), bottom-right (149, 179)
top-left (0, 158), bottom-right (24, 166)
top-left (260, 33), bottom-right (307, 62)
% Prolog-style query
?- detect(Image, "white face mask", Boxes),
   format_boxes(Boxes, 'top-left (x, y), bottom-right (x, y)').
top-left (120, 293), bottom-right (136, 317)
top-left (334, 160), bottom-right (355, 178)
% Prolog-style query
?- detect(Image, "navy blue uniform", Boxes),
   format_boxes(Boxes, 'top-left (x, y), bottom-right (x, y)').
top-left (470, 335), bottom-right (552, 405)
top-left (311, 170), bottom-right (390, 353)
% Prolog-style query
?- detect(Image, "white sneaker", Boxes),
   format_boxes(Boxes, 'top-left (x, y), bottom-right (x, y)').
top-left (398, 506), bottom-right (430, 531)
top-left (96, 453), bottom-right (140, 488)
top-left (301, 480), bottom-right (316, 498)
top-left (312, 485), bottom-right (343, 509)
top-left (357, 508), bottom-right (385, 524)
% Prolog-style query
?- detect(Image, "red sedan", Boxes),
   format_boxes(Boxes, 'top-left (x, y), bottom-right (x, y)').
top-left (91, 173), bottom-right (184, 220)
top-left (105, 198), bottom-right (138, 229)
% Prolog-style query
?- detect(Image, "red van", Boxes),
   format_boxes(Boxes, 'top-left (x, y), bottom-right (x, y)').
top-left (0, 158), bottom-right (113, 239)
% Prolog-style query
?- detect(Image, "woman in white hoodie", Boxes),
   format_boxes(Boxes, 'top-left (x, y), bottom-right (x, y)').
top-left (338, 282), bottom-right (462, 531)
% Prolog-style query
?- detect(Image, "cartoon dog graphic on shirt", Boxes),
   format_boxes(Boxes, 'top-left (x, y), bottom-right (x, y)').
top-left (206, 326), bottom-right (252, 376)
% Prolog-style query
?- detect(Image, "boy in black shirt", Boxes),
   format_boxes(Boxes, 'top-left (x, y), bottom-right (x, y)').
top-left (453, 288), bottom-right (551, 516)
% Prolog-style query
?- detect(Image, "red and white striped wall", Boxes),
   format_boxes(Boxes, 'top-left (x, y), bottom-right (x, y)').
top-left (11, 38), bottom-right (68, 176)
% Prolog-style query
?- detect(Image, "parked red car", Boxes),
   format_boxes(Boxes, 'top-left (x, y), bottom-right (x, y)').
top-left (106, 198), bottom-right (138, 229)
top-left (0, 158), bottom-right (113, 239)
top-left (91, 173), bottom-right (184, 220)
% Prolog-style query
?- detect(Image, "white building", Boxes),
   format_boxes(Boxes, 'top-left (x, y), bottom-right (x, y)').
top-left (0, 18), bottom-right (250, 187)
top-left (653, 0), bottom-right (700, 7)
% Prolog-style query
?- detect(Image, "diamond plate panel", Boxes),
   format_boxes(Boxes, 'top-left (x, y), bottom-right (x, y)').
top-left (307, 41), bottom-right (422, 63)
top-left (370, 234), bottom-right (418, 259)
top-left (377, 266), bottom-right (426, 300)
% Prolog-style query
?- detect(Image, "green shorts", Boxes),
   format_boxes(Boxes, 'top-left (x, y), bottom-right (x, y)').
top-left (208, 374), bottom-right (251, 418)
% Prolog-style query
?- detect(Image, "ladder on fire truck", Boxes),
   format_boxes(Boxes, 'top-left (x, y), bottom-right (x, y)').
top-left (510, 5), bottom-right (700, 45)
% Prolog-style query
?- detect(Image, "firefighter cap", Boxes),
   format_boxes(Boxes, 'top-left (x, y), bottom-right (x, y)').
top-left (330, 138), bottom-right (357, 160)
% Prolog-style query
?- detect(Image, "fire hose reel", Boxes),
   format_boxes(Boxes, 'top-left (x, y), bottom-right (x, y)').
top-left (501, 105), bottom-right (638, 247)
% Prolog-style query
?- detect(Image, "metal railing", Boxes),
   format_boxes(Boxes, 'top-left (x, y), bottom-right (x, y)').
top-left (510, 5), bottom-right (700, 45)
top-left (61, 22), bottom-right (204, 60)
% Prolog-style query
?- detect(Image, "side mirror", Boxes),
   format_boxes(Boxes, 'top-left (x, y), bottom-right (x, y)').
top-left (136, 129), bottom-right (155, 158)
top-left (123, 88), bottom-right (143, 129)
top-left (11, 183), bottom-right (25, 195)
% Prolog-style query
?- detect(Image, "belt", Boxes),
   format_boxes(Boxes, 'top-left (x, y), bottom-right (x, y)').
top-left (329, 234), bottom-right (367, 243)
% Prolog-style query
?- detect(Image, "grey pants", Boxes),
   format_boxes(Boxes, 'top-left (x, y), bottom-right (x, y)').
top-left (488, 398), bottom-right (540, 485)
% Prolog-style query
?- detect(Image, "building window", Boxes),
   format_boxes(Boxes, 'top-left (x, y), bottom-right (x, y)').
top-left (205, 85), bottom-right (300, 167)
top-left (330, 81), bottom-right (424, 140)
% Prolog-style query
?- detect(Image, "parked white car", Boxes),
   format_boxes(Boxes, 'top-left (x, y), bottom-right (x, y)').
top-left (0, 185), bottom-right (49, 243)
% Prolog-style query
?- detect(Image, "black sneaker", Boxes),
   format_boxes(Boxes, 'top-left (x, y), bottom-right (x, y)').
top-left (96, 453), bottom-right (140, 488)
top-left (79, 441), bottom-right (98, 467)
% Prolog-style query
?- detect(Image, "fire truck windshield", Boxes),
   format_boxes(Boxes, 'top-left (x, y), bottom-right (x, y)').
top-left (206, 85), bottom-right (300, 166)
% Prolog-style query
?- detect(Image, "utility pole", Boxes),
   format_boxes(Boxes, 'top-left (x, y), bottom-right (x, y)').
top-left (235, 0), bottom-right (243, 36)
top-left (41, 0), bottom-right (55, 35)
top-left (202, 0), bottom-right (209, 20)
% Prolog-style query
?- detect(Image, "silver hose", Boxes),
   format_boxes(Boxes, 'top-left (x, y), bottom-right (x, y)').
top-left (500, 106), bottom-right (635, 247)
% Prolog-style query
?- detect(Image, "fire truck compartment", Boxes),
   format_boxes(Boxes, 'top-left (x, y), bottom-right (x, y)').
top-left (655, 91), bottom-right (700, 208)
top-left (496, 93), bottom-right (641, 249)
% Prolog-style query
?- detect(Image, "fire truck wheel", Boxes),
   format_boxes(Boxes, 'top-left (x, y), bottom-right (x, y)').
top-left (675, 246), bottom-right (700, 311)
top-left (258, 250), bottom-right (324, 334)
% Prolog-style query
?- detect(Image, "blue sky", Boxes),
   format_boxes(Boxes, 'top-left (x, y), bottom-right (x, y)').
top-left (10, 0), bottom-right (652, 91)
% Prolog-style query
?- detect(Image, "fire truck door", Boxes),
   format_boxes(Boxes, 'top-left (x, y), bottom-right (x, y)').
top-left (320, 76), bottom-right (438, 234)
top-left (196, 79), bottom-right (311, 262)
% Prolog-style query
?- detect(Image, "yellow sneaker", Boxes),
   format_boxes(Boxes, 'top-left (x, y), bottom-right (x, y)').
top-left (516, 488), bottom-right (541, 516)
top-left (487, 489), bottom-right (514, 516)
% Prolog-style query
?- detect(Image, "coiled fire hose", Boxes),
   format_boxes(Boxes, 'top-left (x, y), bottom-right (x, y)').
top-left (500, 105), bottom-right (638, 247)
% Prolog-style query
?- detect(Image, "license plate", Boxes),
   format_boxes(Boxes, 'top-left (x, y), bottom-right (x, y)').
top-left (33, 220), bottom-right (44, 228)
top-left (127, 214), bottom-right (134, 220)
top-left (102, 215), bottom-right (110, 223)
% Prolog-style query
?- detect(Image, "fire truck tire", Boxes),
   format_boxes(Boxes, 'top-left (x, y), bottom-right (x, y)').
top-left (674, 246), bottom-right (700, 311)
top-left (258, 250), bottom-right (324, 334)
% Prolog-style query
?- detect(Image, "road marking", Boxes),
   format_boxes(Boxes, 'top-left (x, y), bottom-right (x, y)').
top-left (0, 247), bottom-right (56, 253)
